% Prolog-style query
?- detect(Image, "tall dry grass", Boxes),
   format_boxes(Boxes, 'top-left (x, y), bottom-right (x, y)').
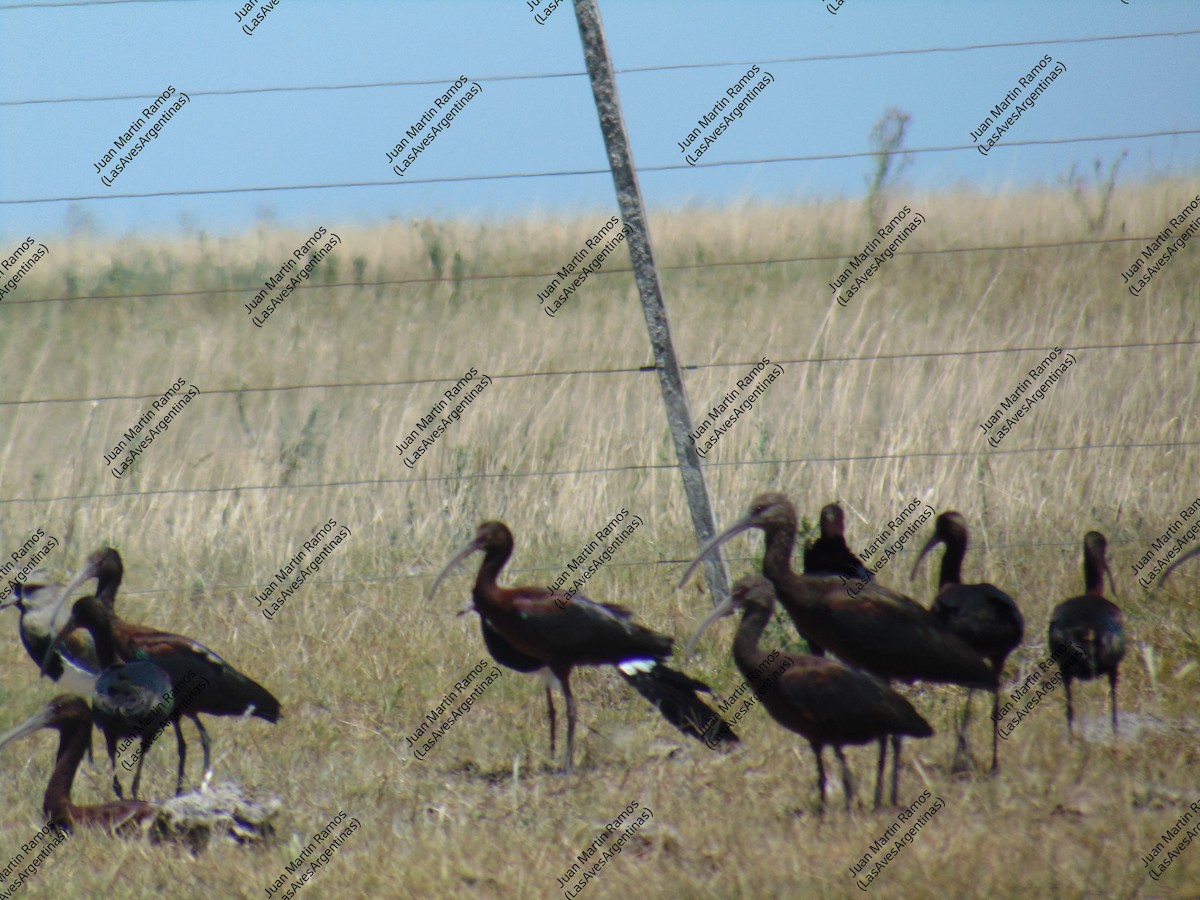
top-left (0, 181), bottom-right (1196, 898)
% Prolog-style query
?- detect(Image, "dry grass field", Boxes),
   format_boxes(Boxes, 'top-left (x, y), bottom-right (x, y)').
top-left (0, 180), bottom-right (1197, 899)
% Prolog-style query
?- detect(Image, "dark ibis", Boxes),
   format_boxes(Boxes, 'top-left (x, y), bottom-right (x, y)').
top-left (1159, 544), bottom-right (1200, 585)
top-left (688, 576), bottom-right (932, 812)
top-left (910, 511), bottom-right (1024, 771)
top-left (680, 493), bottom-right (994, 794)
top-left (0, 695), bottom-right (155, 833)
top-left (46, 548), bottom-right (282, 790)
top-left (801, 503), bottom-right (872, 656)
top-left (1, 574), bottom-right (100, 697)
top-left (44, 596), bottom-right (188, 800)
top-left (1048, 532), bottom-right (1124, 736)
top-left (0, 695), bottom-right (280, 844)
top-left (804, 503), bottom-right (872, 584)
top-left (429, 521), bottom-right (737, 773)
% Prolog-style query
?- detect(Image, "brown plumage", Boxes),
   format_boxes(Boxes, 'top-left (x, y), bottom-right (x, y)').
top-left (911, 511), bottom-right (1024, 771)
top-left (681, 493), bottom-right (993, 793)
top-left (0, 696), bottom-right (280, 845)
top-left (1048, 532), bottom-right (1124, 736)
top-left (689, 576), bottom-right (932, 811)
top-left (429, 521), bottom-right (736, 774)
top-left (680, 494), bottom-right (996, 689)
top-left (0, 695), bottom-right (156, 834)
top-left (801, 503), bottom-right (873, 657)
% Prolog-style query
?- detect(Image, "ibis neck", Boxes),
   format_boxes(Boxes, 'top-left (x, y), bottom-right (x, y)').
top-left (96, 569), bottom-right (121, 612)
top-left (474, 544), bottom-right (512, 605)
top-left (761, 525), bottom-right (797, 586)
top-left (939, 540), bottom-right (965, 587)
top-left (84, 617), bottom-right (121, 669)
top-left (1083, 548), bottom-right (1104, 594)
top-left (732, 604), bottom-right (773, 678)
top-left (44, 721), bottom-right (88, 828)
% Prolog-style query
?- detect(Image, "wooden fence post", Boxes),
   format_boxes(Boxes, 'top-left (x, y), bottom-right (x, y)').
top-left (573, 0), bottom-right (730, 607)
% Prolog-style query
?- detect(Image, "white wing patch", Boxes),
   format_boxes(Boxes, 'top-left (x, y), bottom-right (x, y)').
top-left (616, 658), bottom-right (656, 676)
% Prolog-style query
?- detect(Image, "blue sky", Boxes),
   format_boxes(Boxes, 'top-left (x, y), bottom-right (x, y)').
top-left (0, 0), bottom-right (1196, 240)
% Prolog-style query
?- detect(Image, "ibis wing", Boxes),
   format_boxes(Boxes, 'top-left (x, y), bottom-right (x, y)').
top-left (502, 587), bottom-right (672, 665)
top-left (770, 661), bottom-right (933, 743)
top-left (819, 582), bottom-right (996, 688)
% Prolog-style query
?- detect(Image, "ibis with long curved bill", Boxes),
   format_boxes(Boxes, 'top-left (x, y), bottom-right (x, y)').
top-left (429, 521), bottom-right (737, 774)
top-left (1048, 532), bottom-right (1124, 736)
top-left (688, 576), bottom-right (932, 811)
top-left (910, 511), bottom-right (1024, 771)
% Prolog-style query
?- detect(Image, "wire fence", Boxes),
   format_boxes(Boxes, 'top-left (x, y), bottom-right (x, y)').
top-left (6, 128), bottom-right (1196, 206)
top-left (1, 17), bottom-right (1195, 593)
top-left (4, 28), bottom-right (1198, 105)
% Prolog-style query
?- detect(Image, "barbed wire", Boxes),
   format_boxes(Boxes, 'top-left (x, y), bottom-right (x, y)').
top-left (3, 28), bottom-right (1197, 105)
top-left (0, 337), bottom-right (1196, 412)
top-left (1, 438), bottom-right (1194, 509)
top-left (7, 128), bottom-right (1196, 207)
top-left (0, 233), bottom-right (1170, 311)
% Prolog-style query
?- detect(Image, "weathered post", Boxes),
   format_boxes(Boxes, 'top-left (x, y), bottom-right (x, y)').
top-left (573, 0), bottom-right (730, 606)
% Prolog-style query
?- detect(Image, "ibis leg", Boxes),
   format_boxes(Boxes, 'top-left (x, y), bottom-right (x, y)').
top-left (561, 672), bottom-right (576, 776)
top-left (991, 687), bottom-right (1001, 771)
top-left (131, 737), bottom-right (151, 800)
top-left (1064, 677), bottom-right (1074, 737)
top-left (106, 735), bottom-right (124, 799)
top-left (834, 746), bottom-right (853, 811)
top-left (545, 686), bottom-right (557, 758)
top-left (812, 743), bottom-right (827, 814)
top-left (190, 715), bottom-right (213, 786)
top-left (891, 735), bottom-right (902, 806)
top-left (873, 737), bottom-right (886, 810)
top-left (1109, 670), bottom-right (1119, 736)
top-left (172, 719), bottom-right (187, 795)
top-left (951, 690), bottom-right (973, 773)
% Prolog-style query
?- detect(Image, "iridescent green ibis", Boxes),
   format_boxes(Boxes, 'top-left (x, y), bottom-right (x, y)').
top-left (0, 695), bottom-right (155, 833)
top-left (1048, 532), bottom-right (1124, 736)
top-left (911, 511), bottom-right (1024, 771)
top-left (46, 548), bottom-right (281, 790)
top-left (680, 493), bottom-right (994, 789)
top-left (1, 574), bottom-right (100, 697)
top-left (688, 576), bottom-right (932, 811)
top-left (43, 596), bottom-right (187, 800)
top-left (0, 696), bottom-right (280, 843)
top-left (429, 521), bottom-right (736, 774)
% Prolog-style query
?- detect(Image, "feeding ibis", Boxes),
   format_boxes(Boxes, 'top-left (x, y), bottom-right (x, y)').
top-left (43, 596), bottom-right (189, 800)
top-left (0, 695), bottom-right (155, 833)
top-left (1048, 532), bottom-right (1124, 736)
top-left (0, 695), bottom-right (280, 844)
top-left (688, 576), bottom-right (932, 812)
top-left (45, 548), bottom-right (281, 790)
top-left (429, 521), bottom-right (736, 773)
top-left (910, 511), bottom-right (1024, 771)
top-left (679, 493), bottom-right (994, 794)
